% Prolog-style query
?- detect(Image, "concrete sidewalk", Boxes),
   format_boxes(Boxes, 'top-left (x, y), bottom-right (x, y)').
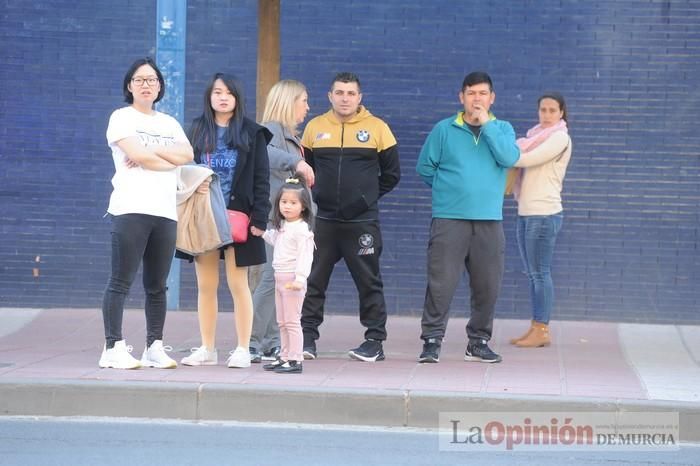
top-left (1, 308), bottom-right (699, 441)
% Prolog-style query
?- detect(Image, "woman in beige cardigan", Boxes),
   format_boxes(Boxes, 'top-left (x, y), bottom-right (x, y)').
top-left (510, 92), bottom-right (572, 348)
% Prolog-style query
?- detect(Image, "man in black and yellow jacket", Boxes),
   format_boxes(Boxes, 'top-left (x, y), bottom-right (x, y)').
top-left (300, 72), bottom-right (400, 362)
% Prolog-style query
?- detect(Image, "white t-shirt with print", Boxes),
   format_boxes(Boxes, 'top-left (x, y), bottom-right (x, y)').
top-left (106, 106), bottom-right (188, 221)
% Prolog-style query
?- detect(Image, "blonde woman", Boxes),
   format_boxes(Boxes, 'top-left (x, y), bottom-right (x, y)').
top-left (178, 73), bottom-right (271, 368)
top-left (249, 79), bottom-right (314, 363)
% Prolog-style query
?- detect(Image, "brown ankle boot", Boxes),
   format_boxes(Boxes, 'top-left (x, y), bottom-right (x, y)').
top-left (515, 322), bottom-right (550, 348)
top-left (509, 321), bottom-right (535, 345)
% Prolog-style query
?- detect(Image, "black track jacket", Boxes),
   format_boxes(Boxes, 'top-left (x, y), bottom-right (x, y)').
top-left (301, 106), bottom-right (400, 222)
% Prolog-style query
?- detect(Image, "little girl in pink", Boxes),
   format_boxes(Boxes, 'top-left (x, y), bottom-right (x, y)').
top-left (262, 175), bottom-right (315, 373)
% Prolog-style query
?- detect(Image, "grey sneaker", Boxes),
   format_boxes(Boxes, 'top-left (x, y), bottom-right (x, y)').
top-left (418, 338), bottom-right (441, 363)
top-left (464, 339), bottom-right (502, 363)
top-left (262, 346), bottom-right (280, 361)
top-left (249, 347), bottom-right (262, 364)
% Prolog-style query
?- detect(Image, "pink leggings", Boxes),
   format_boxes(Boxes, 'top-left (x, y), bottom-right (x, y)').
top-left (274, 272), bottom-right (305, 362)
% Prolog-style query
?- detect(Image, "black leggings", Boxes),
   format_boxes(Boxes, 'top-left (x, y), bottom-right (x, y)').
top-left (102, 213), bottom-right (176, 349)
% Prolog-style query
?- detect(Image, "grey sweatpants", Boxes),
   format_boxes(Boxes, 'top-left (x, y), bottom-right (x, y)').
top-left (420, 218), bottom-right (505, 342)
top-left (250, 240), bottom-right (280, 352)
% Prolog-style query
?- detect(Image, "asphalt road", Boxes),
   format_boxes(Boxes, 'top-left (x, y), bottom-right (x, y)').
top-left (1, 417), bottom-right (699, 466)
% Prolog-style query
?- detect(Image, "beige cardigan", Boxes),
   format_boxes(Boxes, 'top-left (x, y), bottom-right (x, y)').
top-left (514, 130), bottom-right (572, 216)
top-left (176, 165), bottom-right (231, 256)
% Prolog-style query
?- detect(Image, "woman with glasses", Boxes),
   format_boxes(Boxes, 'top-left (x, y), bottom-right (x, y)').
top-left (99, 57), bottom-right (193, 369)
top-left (178, 73), bottom-right (271, 369)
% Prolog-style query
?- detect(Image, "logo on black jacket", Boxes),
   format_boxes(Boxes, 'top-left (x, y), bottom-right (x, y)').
top-left (357, 233), bottom-right (375, 255)
top-left (356, 130), bottom-right (370, 143)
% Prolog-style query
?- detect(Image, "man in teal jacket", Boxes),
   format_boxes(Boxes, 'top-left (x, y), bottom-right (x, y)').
top-left (416, 71), bottom-right (519, 364)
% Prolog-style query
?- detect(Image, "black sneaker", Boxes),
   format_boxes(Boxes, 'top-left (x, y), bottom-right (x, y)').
top-left (348, 339), bottom-right (385, 362)
top-left (249, 347), bottom-right (262, 364)
top-left (262, 346), bottom-right (280, 361)
top-left (302, 342), bottom-right (317, 360)
top-left (464, 339), bottom-right (502, 363)
top-left (418, 338), bottom-right (441, 363)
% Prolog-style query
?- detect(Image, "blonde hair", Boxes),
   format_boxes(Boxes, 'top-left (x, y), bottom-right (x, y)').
top-left (260, 79), bottom-right (307, 134)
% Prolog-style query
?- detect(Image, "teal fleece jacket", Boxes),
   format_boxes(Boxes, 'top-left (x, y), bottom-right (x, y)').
top-left (416, 112), bottom-right (520, 220)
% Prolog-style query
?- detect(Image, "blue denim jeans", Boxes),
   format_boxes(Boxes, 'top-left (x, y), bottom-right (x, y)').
top-left (516, 213), bottom-right (563, 324)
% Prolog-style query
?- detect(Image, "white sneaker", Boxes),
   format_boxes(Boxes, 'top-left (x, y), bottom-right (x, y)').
top-left (227, 346), bottom-right (251, 368)
top-left (140, 340), bottom-right (177, 369)
top-left (99, 340), bottom-right (142, 369)
top-left (181, 345), bottom-right (218, 366)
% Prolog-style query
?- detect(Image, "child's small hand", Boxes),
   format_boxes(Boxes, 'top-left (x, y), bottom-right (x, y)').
top-left (250, 226), bottom-right (265, 237)
top-left (124, 158), bottom-right (139, 169)
top-left (285, 281), bottom-right (304, 291)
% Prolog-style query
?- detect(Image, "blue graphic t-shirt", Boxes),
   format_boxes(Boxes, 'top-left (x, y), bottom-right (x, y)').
top-left (206, 126), bottom-right (238, 201)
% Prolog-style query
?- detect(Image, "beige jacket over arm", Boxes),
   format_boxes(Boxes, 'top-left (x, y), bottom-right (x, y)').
top-left (514, 131), bottom-right (572, 216)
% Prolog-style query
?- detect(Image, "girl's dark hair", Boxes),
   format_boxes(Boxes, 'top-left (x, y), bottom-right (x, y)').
top-left (188, 72), bottom-right (250, 158)
top-left (538, 92), bottom-right (568, 123)
top-left (271, 173), bottom-right (314, 231)
top-left (123, 57), bottom-right (165, 104)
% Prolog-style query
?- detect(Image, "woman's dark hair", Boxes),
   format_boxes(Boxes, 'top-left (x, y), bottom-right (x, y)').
top-left (188, 73), bottom-right (249, 157)
top-left (122, 57), bottom-right (165, 104)
top-left (538, 92), bottom-right (568, 123)
top-left (271, 173), bottom-right (314, 231)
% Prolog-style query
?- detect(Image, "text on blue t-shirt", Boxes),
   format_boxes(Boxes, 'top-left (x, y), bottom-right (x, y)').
top-left (206, 126), bottom-right (238, 201)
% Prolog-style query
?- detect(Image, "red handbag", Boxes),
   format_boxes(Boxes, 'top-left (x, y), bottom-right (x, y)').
top-left (227, 210), bottom-right (250, 243)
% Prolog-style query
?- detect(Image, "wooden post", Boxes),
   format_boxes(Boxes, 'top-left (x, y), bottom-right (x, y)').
top-left (256, 0), bottom-right (280, 121)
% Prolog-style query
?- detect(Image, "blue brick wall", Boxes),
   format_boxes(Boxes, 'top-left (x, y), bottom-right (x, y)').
top-left (0, 1), bottom-right (698, 323)
top-left (0, 0), bottom-right (155, 307)
top-left (278, 0), bottom-right (700, 323)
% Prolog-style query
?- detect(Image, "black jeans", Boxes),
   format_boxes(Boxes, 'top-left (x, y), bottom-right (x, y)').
top-left (301, 219), bottom-right (387, 344)
top-left (102, 214), bottom-right (177, 348)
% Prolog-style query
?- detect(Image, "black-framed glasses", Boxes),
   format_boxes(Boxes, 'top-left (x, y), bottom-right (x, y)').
top-left (131, 77), bottom-right (159, 86)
